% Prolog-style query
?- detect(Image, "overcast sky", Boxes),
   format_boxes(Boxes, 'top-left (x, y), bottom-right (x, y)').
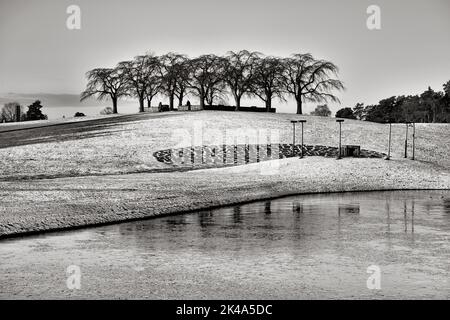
top-left (0, 0), bottom-right (449, 114)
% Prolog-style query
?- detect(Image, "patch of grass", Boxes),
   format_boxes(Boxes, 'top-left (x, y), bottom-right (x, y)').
top-left (0, 111), bottom-right (449, 180)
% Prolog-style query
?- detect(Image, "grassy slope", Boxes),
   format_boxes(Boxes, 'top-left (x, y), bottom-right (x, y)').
top-left (1, 157), bottom-right (449, 237)
top-left (0, 113), bottom-right (122, 133)
top-left (0, 110), bottom-right (449, 180)
top-left (0, 111), bottom-right (449, 237)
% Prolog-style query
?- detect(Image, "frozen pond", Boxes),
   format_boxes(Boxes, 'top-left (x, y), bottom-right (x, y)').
top-left (0, 190), bottom-right (449, 299)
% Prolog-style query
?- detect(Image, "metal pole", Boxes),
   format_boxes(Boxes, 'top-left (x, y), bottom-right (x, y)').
top-left (386, 122), bottom-right (392, 160)
top-left (338, 122), bottom-right (342, 159)
top-left (292, 122), bottom-right (296, 156)
top-left (412, 123), bottom-right (415, 160)
top-left (404, 123), bottom-right (409, 158)
top-left (336, 120), bottom-right (344, 160)
top-left (301, 122), bottom-right (304, 158)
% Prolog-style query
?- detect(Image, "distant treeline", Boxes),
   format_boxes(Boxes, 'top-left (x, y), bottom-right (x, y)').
top-left (0, 100), bottom-right (47, 123)
top-left (335, 82), bottom-right (450, 123)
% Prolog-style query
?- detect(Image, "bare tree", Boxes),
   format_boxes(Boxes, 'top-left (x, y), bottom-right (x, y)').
top-left (117, 59), bottom-right (144, 113)
top-left (144, 55), bottom-right (163, 108)
top-left (145, 69), bottom-right (163, 109)
top-left (205, 80), bottom-right (228, 105)
top-left (174, 58), bottom-right (190, 107)
top-left (222, 50), bottom-right (261, 111)
top-left (160, 53), bottom-right (188, 111)
top-left (283, 53), bottom-right (344, 114)
top-left (251, 56), bottom-right (286, 111)
top-left (1, 102), bottom-right (25, 122)
top-left (118, 54), bottom-right (160, 113)
top-left (80, 68), bottom-right (128, 114)
top-left (187, 54), bottom-right (226, 109)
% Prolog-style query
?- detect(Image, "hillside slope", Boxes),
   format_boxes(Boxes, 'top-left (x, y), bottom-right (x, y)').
top-left (0, 111), bottom-right (448, 180)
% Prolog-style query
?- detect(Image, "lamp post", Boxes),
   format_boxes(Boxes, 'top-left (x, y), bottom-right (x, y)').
top-left (404, 122), bottom-right (410, 158)
top-left (385, 121), bottom-right (392, 160)
top-left (412, 123), bottom-right (416, 160)
top-left (336, 119), bottom-right (344, 159)
top-left (298, 120), bottom-right (307, 158)
top-left (290, 120), bottom-right (298, 156)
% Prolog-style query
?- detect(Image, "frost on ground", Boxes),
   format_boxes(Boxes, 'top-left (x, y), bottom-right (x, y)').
top-left (0, 111), bottom-right (449, 180)
top-left (0, 111), bottom-right (449, 236)
top-left (1, 156), bottom-right (449, 237)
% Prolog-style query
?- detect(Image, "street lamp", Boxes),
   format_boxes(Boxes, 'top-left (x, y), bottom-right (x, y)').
top-left (290, 120), bottom-right (298, 156)
top-left (336, 119), bottom-right (344, 159)
top-left (412, 123), bottom-right (416, 160)
top-left (404, 122), bottom-right (416, 159)
top-left (404, 122), bottom-right (410, 158)
top-left (298, 120), bottom-right (307, 158)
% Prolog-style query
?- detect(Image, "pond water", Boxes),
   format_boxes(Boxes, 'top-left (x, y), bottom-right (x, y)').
top-left (0, 190), bottom-right (449, 299)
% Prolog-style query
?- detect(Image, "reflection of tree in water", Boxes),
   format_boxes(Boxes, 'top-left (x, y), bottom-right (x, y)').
top-left (291, 201), bottom-right (303, 241)
top-left (403, 200), bottom-right (408, 233)
top-left (292, 202), bottom-right (302, 214)
top-left (264, 201), bottom-right (271, 215)
top-left (196, 210), bottom-right (216, 244)
top-left (233, 206), bottom-right (242, 224)
top-left (338, 204), bottom-right (360, 216)
top-left (198, 210), bottom-right (214, 228)
top-left (165, 215), bottom-right (187, 232)
top-left (336, 203), bottom-right (360, 244)
top-left (420, 196), bottom-right (450, 216)
top-left (385, 200), bottom-right (391, 232)
top-left (401, 199), bottom-right (416, 236)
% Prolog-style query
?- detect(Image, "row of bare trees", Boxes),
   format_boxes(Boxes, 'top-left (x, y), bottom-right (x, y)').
top-left (81, 50), bottom-right (344, 114)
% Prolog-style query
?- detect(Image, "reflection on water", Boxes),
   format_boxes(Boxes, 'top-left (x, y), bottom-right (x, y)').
top-left (0, 190), bottom-right (449, 299)
top-left (338, 204), bottom-right (360, 215)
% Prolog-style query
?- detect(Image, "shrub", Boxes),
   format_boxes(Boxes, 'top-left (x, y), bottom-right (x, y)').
top-left (310, 104), bottom-right (331, 117)
top-left (74, 112), bottom-right (86, 117)
top-left (100, 107), bottom-right (114, 115)
top-left (336, 107), bottom-right (356, 119)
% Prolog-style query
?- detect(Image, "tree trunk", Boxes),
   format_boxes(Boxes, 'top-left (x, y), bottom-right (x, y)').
top-left (199, 95), bottom-right (205, 110)
top-left (206, 91), bottom-right (213, 105)
top-left (139, 98), bottom-right (145, 113)
top-left (112, 97), bottom-right (118, 114)
top-left (178, 93), bottom-right (184, 107)
top-left (432, 104), bottom-right (437, 123)
top-left (296, 98), bottom-right (303, 115)
top-left (147, 98), bottom-right (152, 108)
top-left (265, 100), bottom-right (272, 112)
top-left (169, 95), bottom-right (174, 111)
top-left (235, 95), bottom-right (241, 111)
top-left (198, 89), bottom-right (205, 110)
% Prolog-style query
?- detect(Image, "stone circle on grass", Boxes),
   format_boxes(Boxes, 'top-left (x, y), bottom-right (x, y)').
top-left (154, 144), bottom-right (386, 169)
